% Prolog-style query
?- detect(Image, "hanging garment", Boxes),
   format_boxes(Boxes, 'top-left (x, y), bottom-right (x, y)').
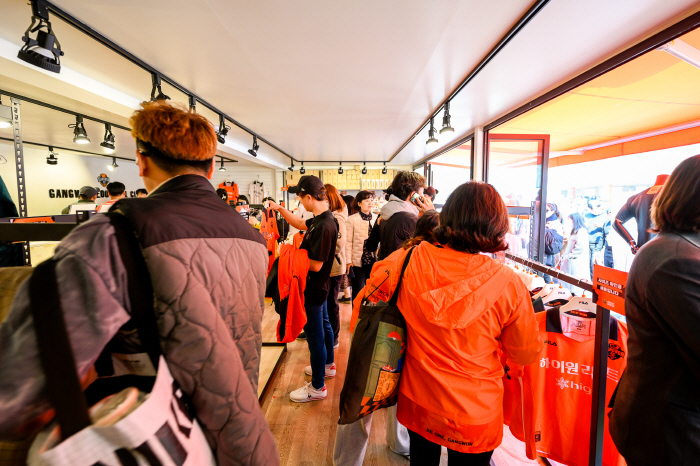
top-left (503, 307), bottom-right (628, 466)
top-left (260, 207), bottom-right (280, 273)
top-left (248, 182), bottom-right (264, 205)
top-left (218, 181), bottom-right (239, 204)
top-left (265, 244), bottom-right (309, 343)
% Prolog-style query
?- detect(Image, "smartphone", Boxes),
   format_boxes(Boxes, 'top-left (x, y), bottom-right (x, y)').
top-left (410, 193), bottom-right (424, 205)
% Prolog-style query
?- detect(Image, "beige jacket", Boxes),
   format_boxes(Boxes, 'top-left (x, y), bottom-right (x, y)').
top-left (330, 208), bottom-right (348, 277)
top-left (345, 212), bottom-right (378, 267)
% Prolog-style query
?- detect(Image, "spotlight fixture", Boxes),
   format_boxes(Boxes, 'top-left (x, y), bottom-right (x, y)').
top-left (17, 0), bottom-right (64, 73)
top-left (218, 157), bottom-right (226, 172)
top-left (189, 95), bottom-right (196, 112)
top-left (248, 135), bottom-right (259, 157)
top-left (426, 117), bottom-right (438, 145)
top-left (288, 160), bottom-right (294, 172)
top-left (69, 115), bottom-right (90, 144)
top-left (440, 100), bottom-right (454, 134)
top-left (100, 123), bottom-right (115, 153)
top-left (150, 73), bottom-right (170, 101)
top-left (382, 162), bottom-right (388, 175)
top-left (0, 97), bottom-right (12, 129)
top-left (338, 162), bottom-right (343, 175)
top-left (361, 162), bottom-right (367, 175)
top-left (300, 162), bottom-right (305, 175)
top-left (46, 146), bottom-right (58, 165)
top-left (107, 157), bottom-right (118, 171)
top-left (216, 115), bottom-right (230, 144)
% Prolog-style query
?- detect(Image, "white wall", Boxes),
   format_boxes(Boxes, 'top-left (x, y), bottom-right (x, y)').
top-left (0, 141), bottom-right (144, 217)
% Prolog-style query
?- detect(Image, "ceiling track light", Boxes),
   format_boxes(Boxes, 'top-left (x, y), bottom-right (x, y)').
top-left (248, 135), bottom-right (259, 157)
top-left (69, 115), bottom-right (90, 145)
top-left (100, 123), bottom-right (115, 153)
top-left (218, 157), bottom-right (226, 172)
top-left (338, 162), bottom-right (343, 175)
top-left (299, 162), bottom-right (305, 175)
top-left (107, 156), bottom-right (118, 171)
top-left (288, 160), bottom-right (294, 172)
top-left (216, 114), bottom-right (230, 144)
top-left (46, 145), bottom-right (58, 165)
top-left (361, 162), bottom-right (367, 175)
top-left (440, 100), bottom-right (454, 134)
top-left (189, 95), bottom-right (197, 112)
top-left (382, 162), bottom-right (388, 175)
top-left (17, 0), bottom-right (64, 73)
top-left (150, 73), bottom-right (170, 101)
top-left (0, 97), bottom-right (12, 129)
top-left (426, 117), bottom-right (438, 145)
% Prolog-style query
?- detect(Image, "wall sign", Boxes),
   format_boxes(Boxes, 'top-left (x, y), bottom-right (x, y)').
top-left (592, 265), bottom-right (628, 315)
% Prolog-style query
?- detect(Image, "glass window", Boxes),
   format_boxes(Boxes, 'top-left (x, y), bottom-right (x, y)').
top-left (428, 140), bottom-right (471, 206)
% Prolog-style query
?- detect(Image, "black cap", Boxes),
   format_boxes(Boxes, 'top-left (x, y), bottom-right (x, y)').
top-left (288, 175), bottom-right (324, 195)
top-left (79, 186), bottom-right (98, 198)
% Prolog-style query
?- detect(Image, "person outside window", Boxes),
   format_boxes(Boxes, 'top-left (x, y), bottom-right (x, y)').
top-left (610, 154), bottom-right (700, 465)
top-left (96, 181), bottom-right (127, 213)
top-left (60, 186), bottom-right (97, 214)
top-left (345, 190), bottom-right (378, 304)
top-left (267, 175), bottom-right (338, 403)
top-left (561, 212), bottom-right (591, 296)
top-left (0, 101), bottom-right (278, 464)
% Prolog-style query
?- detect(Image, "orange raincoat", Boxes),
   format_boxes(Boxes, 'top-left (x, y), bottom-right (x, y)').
top-left (356, 242), bottom-right (542, 453)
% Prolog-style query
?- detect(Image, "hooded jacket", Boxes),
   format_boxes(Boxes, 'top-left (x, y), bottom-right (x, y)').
top-left (365, 195), bottom-right (418, 260)
top-left (0, 175), bottom-right (279, 465)
top-left (362, 242), bottom-right (542, 453)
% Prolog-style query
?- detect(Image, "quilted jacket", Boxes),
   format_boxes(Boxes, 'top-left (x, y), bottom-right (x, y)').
top-left (345, 212), bottom-right (378, 268)
top-left (0, 175), bottom-right (279, 465)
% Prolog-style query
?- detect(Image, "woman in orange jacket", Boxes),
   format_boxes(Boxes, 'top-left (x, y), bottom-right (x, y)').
top-left (369, 182), bottom-right (542, 465)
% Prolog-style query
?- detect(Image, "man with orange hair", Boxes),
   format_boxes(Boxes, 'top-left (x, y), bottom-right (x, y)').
top-left (0, 102), bottom-right (278, 465)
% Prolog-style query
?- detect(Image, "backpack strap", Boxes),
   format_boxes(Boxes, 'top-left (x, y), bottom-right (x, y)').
top-left (388, 246), bottom-right (416, 307)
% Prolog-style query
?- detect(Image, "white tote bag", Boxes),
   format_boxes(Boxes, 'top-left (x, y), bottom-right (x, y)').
top-left (27, 213), bottom-right (216, 466)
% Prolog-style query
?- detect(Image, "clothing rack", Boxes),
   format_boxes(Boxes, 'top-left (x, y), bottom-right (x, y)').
top-left (505, 253), bottom-right (610, 466)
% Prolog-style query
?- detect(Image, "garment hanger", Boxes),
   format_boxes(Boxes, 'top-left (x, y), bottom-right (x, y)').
top-left (533, 283), bottom-right (556, 300)
top-left (559, 295), bottom-right (596, 314)
top-left (542, 286), bottom-right (572, 305)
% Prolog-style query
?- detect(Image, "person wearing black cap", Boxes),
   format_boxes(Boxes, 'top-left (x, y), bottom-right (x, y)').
top-left (267, 175), bottom-right (338, 403)
top-left (60, 186), bottom-right (98, 214)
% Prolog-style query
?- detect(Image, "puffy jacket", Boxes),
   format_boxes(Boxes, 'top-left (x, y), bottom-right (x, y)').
top-left (330, 208), bottom-right (348, 277)
top-left (0, 175), bottom-right (279, 465)
top-left (345, 212), bottom-right (378, 267)
top-left (370, 242), bottom-right (542, 453)
top-left (366, 196), bottom-right (418, 260)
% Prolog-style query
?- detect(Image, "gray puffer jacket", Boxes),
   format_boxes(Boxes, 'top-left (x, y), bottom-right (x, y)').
top-left (0, 175), bottom-right (279, 465)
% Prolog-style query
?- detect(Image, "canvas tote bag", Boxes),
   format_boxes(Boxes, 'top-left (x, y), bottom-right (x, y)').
top-left (27, 213), bottom-right (215, 466)
top-left (338, 246), bottom-right (414, 424)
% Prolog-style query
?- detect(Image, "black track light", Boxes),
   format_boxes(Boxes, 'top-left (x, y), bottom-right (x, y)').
top-left (300, 162), bottom-right (305, 175)
top-left (440, 101), bottom-right (454, 134)
top-left (46, 146), bottom-right (58, 165)
top-left (361, 162), bottom-right (367, 175)
top-left (189, 95), bottom-right (196, 112)
top-left (218, 157), bottom-right (226, 172)
top-left (17, 0), bottom-right (64, 73)
top-left (288, 160), bottom-right (294, 172)
top-left (100, 123), bottom-right (115, 153)
top-left (69, 115), bottom-right (90, 145)
top-left (338, 162), bottom-right (343, 175)
top-left (0, 97), bottom-right (12, 129)
top-left (248, 135), bottom-right (259, 157)
top-left (426, 117), bottom-right (438, 145)
top-left (382, 162), bottom-right (388, 175)
top-left (107, 157), bottom-right (118, 171)
top-left (216, 115), bottom-right (230, 144)
top-left (150, 73), bottom-right (170, 101)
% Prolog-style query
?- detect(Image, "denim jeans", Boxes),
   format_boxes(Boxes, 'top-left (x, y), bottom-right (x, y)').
top-left (305, 301), bottom-right (334, 389)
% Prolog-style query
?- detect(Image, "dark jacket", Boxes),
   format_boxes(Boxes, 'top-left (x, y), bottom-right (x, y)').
top-left (609, 232), bottom-right (700, 466)
top-left (366, 196), bottom-right (419, 260)
top-left (0, 175), bottom-right (279, 465)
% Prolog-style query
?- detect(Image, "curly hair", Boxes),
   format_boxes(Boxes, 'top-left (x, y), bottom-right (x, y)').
top-left (131, 101), bottom-right (217, 173)
top-left (390, 171), bottom-right (426, 201)
top-left (433, 182), bottom-right (509, 254)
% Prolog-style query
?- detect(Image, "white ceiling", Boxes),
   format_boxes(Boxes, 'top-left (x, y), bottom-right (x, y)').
top-left (0, 0), bottom-right (699, 167)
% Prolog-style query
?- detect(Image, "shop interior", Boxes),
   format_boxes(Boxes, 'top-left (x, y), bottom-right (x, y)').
top-left (2, 1), bottom-right (700, 465)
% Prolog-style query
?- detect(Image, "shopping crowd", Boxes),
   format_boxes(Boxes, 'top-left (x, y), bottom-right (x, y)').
top-left (0, 101), bottom-right (698, 466)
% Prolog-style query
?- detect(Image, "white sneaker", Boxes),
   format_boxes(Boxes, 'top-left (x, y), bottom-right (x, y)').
top-left (304, 363), bottom-right (336, 378)
top-left (290, 382), bottom-right (327, 403)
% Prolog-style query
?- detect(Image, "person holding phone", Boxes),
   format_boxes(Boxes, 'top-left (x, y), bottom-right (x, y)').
top-left (267, 175), bottom-right (338, 403)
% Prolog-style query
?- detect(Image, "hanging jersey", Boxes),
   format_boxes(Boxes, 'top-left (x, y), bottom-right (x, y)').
top-left (218, 182), bottom-right (239, 204)
top-left (504, 308), bottom-right (628, 466)
top-left (260, 207), bottom-right (280, 273)
top-left (248, 182), bottom-right (264, 204)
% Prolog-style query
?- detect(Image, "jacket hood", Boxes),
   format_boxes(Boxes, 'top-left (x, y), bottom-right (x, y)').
top-left (380, 195), bottom-right (419, 220)
top-left (405, 243), bottom-right (514, 329)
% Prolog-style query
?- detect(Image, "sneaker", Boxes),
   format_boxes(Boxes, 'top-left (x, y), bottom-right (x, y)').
top-left (338, 297), bottom-right (351, 304)
top-left (333, 339), bottom-right (340, 349)
top-left (304, 363), bottom-right (336, 378)
top-left (296, 331), bottom-right (306, 340)
top-left (290, 382), bottom-right (327, 403)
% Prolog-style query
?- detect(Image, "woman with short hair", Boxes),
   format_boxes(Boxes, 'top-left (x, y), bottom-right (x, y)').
top-left (345, 190), bottom-right (378, 303)
top-left (610, 155), bottom-right (700, 465)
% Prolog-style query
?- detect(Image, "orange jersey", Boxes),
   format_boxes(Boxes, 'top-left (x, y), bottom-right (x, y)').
top-left (505, 308), bottom-right (628, 466)
top-left (218, 182), bottom-right (239, 204)
top-left (260, 208), bottom-right (279, 273)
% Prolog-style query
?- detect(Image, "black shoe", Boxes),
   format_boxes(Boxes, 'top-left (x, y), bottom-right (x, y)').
top-left (296, 331), bottom-right (307, 340)
top-left (338, 297), bottom-right (351, 303)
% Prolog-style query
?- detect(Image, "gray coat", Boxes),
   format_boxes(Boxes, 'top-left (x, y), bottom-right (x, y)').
top-left (610, 232), bottom-right (700, 465)
top-left (0, 175), bottom-right (279, 465)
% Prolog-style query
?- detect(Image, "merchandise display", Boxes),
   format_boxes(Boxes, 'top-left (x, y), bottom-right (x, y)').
top-left (218, 178), bottom-right (239, 205)
top-left (248, 180), bottom-right (267, 205)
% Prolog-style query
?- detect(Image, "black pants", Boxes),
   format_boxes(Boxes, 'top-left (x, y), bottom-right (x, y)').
top-left (326, 276), bottom-right (342, 342)
top-left (408, 430), bottom-right (494, 466)
top-left (351, 264), bottom-right (373, 303)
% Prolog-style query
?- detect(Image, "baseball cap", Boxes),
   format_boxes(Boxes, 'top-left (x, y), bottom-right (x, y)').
top-left (288, 175), bottom-right (324, 195)
top-left (79, 186), bottom-right (98, 198)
